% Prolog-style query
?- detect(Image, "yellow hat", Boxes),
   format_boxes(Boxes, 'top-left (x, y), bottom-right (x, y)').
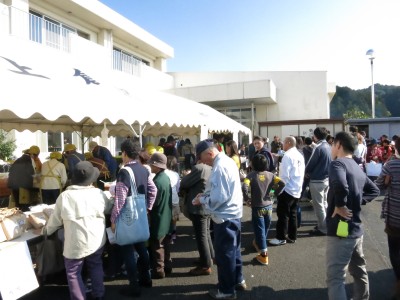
top-left (50, 152), bottom-right (62, 160)
top-left (156, 146), bottom-right (164, 154)
top-left (28, 145), bottom-right (40, 155)
top-left (147, 147), bottom-right (157, 155)
top-left (144, 142), bottom-right (154, 148)
top-left (64, 144), bottom-right (76, 152)
top-left (84, 152), bottom-right (94, 159)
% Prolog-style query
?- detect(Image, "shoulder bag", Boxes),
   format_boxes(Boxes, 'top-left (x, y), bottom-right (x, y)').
top-left (36, 227), bottom-right (65, 276)
top-left (115, 167), bottom-right (149, 245)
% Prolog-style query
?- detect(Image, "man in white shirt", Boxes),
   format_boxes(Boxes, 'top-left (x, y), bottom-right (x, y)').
top-left (192, 139), bottom-right (245, 299)
top-left (270, 136), bottom-right (305, 246)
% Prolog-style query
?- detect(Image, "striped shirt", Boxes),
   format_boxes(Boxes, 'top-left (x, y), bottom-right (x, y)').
top-left (376, 157), bottom-right (400, 229)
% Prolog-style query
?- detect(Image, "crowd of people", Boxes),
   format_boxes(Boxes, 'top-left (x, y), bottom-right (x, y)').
top-left (5, 128), bottom-right (400, 300)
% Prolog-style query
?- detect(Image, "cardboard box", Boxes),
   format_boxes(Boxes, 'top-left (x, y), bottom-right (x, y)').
top-left (0, 211), bottom-right (27, 241)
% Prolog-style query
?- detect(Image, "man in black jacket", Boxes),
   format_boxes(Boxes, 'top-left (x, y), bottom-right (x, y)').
top-left (180, 162), bottom-right (214, 276)
top-left (305, 127), bottom-right (331, 236)
top-left (326, 131), bottom-right (379, 299)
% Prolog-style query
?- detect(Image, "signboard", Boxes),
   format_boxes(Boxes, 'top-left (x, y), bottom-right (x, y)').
top-left (0, 241), bottom-right (39, 300)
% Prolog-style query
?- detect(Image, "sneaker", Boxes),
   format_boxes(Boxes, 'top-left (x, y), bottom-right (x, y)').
top-left (235, 280), bottom-right (247, 291)
top-left (189, 266), bottom-right (212, 276)
top-left (255, 254), bottom-right (269, 265)
top-left (209, 289), bottom-right (237, 299)
top-left (269, 238), bottom-right (286, 246)
top-left (252, 239), bottom-right (260, 253)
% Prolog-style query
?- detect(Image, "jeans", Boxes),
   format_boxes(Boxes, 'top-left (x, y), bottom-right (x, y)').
top-left (190, 214), bottom-right (215, 268)
top-left (64, 246), bottom-right (105, 300)
top-left (309, 180), bottom-right (329, 233)
top-left (326, 236), bottom-right (369, 300)
top-left (388, 234), bottom-right (400, 280)
top-left (121, 242), bottom-right (151, 287)
top-left (252, 205), bottom-right (272, 253)
top-left (297, 204), bottom-right (302, 228)
top-left (276, 191), bottom-right (299, 241)
top-left (214, 219), bottom-right (244, 295)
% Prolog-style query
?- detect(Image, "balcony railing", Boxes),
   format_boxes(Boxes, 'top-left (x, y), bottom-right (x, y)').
top-left (113, 50), bottom-right (143, 76)
top-left (29, 13), bottom-right (73, 52)
top-left (8, 6), bottom-right (73, 52)
top-left (4, 5), bottom-right (160, 80)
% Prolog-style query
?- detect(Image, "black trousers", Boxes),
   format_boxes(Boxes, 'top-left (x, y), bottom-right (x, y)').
top-left (190, 214), bottom-right (215, 268)
top-left (388, 234), bottom-right (400, 280)
top-left (276, 191), bottom-right (299, 241)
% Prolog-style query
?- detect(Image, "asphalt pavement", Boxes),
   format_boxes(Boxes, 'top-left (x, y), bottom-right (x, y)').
top-left (20, 196), bottom-right (394, 300)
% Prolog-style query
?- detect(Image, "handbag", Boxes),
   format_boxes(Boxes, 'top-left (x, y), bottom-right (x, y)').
top-left (115, 167), bottom-right (150, 246)
top-left (36, 228), bottom-right (65, 276)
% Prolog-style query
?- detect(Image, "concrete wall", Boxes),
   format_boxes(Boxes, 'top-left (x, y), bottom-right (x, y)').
top-left (370, 123), bottom-right (400, 140)
top-left (169, 71), bottom-right (332, 141)
top-left (169, 71), bottom-right (330, 122)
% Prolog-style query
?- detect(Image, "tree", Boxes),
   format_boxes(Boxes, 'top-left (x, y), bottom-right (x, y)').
top-left (331, 85), bottom-right (393, 118)
top-left (343, 107), bottom-right (370, 123)
top-left (0, 130), bottom-right (17, 161)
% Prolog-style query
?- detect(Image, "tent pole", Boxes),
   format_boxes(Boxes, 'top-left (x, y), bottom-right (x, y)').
top-left (73, 130), bottom-right (84, 154)
top-left (74, 130), bottom-right (90, 154)
top-left (200, 125), bottom-right (208, 141)
top-left (139, 124), bottom-right (146, 148)
top-left (127, 124), bottom-right (146, 148)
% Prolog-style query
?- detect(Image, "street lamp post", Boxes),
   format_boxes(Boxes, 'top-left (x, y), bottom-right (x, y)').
top-left (366, 49), bottom-right (375, 118)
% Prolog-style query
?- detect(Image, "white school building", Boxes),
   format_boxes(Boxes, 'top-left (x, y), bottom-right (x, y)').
top-left (0, 0), bottom-right (338, 160)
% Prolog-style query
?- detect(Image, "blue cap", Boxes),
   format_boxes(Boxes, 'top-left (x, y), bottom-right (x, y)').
top-left (195, 139), bottom-right (215, 158)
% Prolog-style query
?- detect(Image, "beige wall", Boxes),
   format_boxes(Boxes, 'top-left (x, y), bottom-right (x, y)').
top-left (169, 71), bottom-right (334, 141)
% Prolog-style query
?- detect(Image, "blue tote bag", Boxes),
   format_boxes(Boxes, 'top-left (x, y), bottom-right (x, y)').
top-left (115, 166), bottom-right (150, 245)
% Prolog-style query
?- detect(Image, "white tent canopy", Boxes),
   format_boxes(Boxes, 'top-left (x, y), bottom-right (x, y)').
top-left (0, 36), bottom-right (251, 141)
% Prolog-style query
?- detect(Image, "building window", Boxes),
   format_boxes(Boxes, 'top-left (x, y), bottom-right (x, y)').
top-left (47, 132), bottom-right (73, 152)
top-left (48, 132), bottom-right (62, 152)
top-left (218, 107), bottom-right (254, 130)
top-left (28, 10), bottom-right (88, 51)
top-left (112, 47), bottom-right (149, 76)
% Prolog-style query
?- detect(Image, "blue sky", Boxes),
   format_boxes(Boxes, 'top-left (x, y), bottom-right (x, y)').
top-left (100, 0), bottom-right (400, 89)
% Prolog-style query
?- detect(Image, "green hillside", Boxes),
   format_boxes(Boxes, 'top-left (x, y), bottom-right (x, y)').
top-left (330, 84), bottom-right (400, 119)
